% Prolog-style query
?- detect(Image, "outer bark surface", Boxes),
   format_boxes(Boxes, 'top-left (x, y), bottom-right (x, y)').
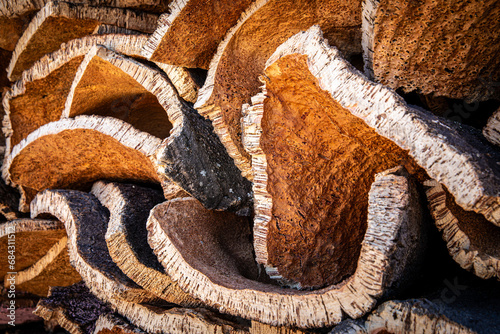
top-left (195, 0), bottom-right (362, 179)
top-left (7, 1), bottom-right (158, 80)
top-left (483, 107), bottom-right (500, 147)
top-left (2, 34), bottom-right (147, 155)
top-left (362, 0), bottom-right (500, 102)
top-left (92, 180), bottom-right (201, 306)
top-left (142, 0), bottom-right (254, 69)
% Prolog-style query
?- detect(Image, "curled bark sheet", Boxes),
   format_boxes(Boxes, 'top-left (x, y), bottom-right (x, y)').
top-left (425, 180), bottom-right (500, 280)
top-left (6, 0), bottom-right (158, 80)
top-left (362, 0), bottom-right (500, 102)
top-left (195, 0), bottom-right (362, 179)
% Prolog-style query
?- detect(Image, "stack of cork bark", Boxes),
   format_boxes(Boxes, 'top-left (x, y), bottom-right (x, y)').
top-left (1, 1), bottom-right (499, 333)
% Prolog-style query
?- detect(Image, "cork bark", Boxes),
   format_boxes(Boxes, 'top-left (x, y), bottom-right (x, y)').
top-left (142, 0), bottom-right (254, 69)
top-left (425, 180), bottom-right (500, 280)
top-left (91, 180), bottom-right (201, 306)
top-left (154, 62), bottom-right (202, 103)
top-left (6, 1), bottom-right (158, 80)
top-left (483, 107), bottom-right (500, 147)
top-left (2, 34), bottom-right (147, 156)
top-left (0, 176), bottom-right (19, 220)
top-left (195, 0), bottom-right (362, 179)
top-left (147, 172), bottom-right (424, 329)
top-left (362, 0), bottom-right (500, 102)
top-left (93, 313), bottom-right (145, 334)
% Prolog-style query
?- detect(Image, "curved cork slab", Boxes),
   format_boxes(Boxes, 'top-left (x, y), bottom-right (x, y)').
top-left (91, 180), bottom-right (201, 306)
top-left (3, 115), bottom-right (161, 212)
top-left (2, 34), bottom-right (147, 156)
top-left (0, 15), bottom-right (27, 51)
top-left (154, 62), bottom-right (203, 104)
top-left (194, 0), bottom-right (362, 179)
top-left (425, 180), bottom-right (500, 280)
top-left (0, 218), bottom-right (81, 296)
top-left (63, 45), bottom-right (173, 140)
top-left (362, 0), bottom-right (500, 102)
top-left (147, 176), bottom-right (424, 329)
top-left (260, 26), bottom-right (500, 225)
top-left (142, 0), bottom-right (254, 69)
top-left (364, 299), bottom-right (475, 334)
top-left (483, 107), bottom-right (500, 147)
top-left (34, 282), bottom-right (112, 334)
top-left (6, 1), bottom-right (158, 80)
top-left (31, 189), bottom-right (247, 334)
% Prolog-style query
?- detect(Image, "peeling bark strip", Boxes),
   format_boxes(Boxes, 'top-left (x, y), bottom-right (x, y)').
top-left (195, 0), bottom-right (362, 179)
top-left (147, 177), bottom-right (423, 329)
top-left (34, 282), bottom-right (112, 334)
top-left (3, 115), bottom-right (160, 211)
top-left (63, 45), bottom-right (174, 140)
top-left (6, 1), bottom-right (158, 80)
top-left (267, 26), bottom-right (500, 225)
top-left (242, 48), bottom-right (425, 288)
top-left (31, 189), bottom-right (248, 334)
top-left (142, 0), bottom-right (254, 69)
top-left (483, 107), bottom-right (500, 147)
top-left (362, 0), bottom-right (500, 102)
top-left (364, 299), bottom-right (475, 334)
top-left (91, 180), bottom-right (201, 306)
top-left (154, 62), bottom-right (201, 103)
top-left (2, 34), bottom-right (147, 156)
top-left (0, 219), bottom-right (81, 296)
top-left (425, 180), bottom-right (500, 280)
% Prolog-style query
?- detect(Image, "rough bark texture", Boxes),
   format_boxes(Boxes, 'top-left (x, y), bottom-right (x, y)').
top-left (425, 180), bottom-right (500, 280)
top-left (242, 51), bottom-right (425, 288)
top-left (93, 313), bottom-right (145, 334)
top-left (147, 179), bottom-right (423, 329)
top-left (2, 34), bottom-right (147, 156)
top-left (195, 0), bottom-right (362, 179)
top-left (91, 180), bottom-right (201, 306)
top-left (0, 218), bottom-right (81, 296)
top-left (483, 107), bottom-right (500, 147)
top-left (154, 62), bottom-right (201, 103)
top-left (362, 0), bottom-right (500, 102)
top-left (30, 189), bottom-right (249, 334)
top-left (6, 1), bottom-right (158, 80)
top-left (34, 282), bottom-right (112, 334)
top-left (142, 0), bottom-right (254, 69)
top-left (264, 26), bottom-right (500, 226)
top-left (3, 115), bottom-right (160, 212)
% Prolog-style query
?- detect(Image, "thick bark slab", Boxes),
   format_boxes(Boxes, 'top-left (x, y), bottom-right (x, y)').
top-left (91, 180), bottom-right (201, 306)
top-left (362, 0), bottom-right (500, 102)
top-left (6, 1), bottom-right (158, 80)
top-left (194, 0), bottom-right (362, 179)
top-left (3, 115), bottom-right (160, 212)
top-left (483, 107), bottom-right (500, 147)
top-left (147, 180), bottom-right (424, 328)
top-left (34, 282), bottom-right (112, 334)
top-left (142, 0), bottom-right (254, 69)
top-left (262, 26), bottom-right (500, 225)
top-left (425, 180), bottom-right (500, 280)
top-left (0, 218), bottom-right (81, 296)
top-left (0, 15), bottom-right (28, 51)
top-left (31, 189), bottom-right (246, 334)
top-left (2, 34), bottom-right (147, 155)
top-left (154, 62), bottom-right (202, 104)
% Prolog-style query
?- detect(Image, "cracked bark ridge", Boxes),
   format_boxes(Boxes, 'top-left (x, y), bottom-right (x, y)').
top-left (2, 34), bottom-right (147, 156)
top-left (142, 0), bottom-right (254, 69)
top-left (147, 177), bottom-right (423, 329)
top-left (3, 115), bottom-right (160, 212)
top-left (362, 0), bottom-right (500, 102)
top-left (242, 43), bottom-right (425, 288)
top-left (483, 107), bottom-right (500, 147)
top-left (6, 0), bottom-right (158, 80)
top-left (0, 218), bottom-right (81, 296)
top-left (195, 0), bottom-right (362, 179)
top-left (91, 180), bottom-right (202, 306)
top-left (425, 180), bottom-right (500, 280)
top-left (34, 281), bottom-right (112, 334)
top-left (30, 189), bottom-right (249, 334)
top-left (267, 26), bottom-right (500, 226)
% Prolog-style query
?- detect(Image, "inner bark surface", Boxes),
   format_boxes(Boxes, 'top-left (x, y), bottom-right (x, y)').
top-left (260, 54), bottom-right (421, 288)
top-left (70, 57), bottom-right (173, 139)
top-left (10, 129), bottom-right (159, 196)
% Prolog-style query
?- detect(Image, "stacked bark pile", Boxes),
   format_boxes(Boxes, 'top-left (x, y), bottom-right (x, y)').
top-left (1, 0), bottom-right (499, 333)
